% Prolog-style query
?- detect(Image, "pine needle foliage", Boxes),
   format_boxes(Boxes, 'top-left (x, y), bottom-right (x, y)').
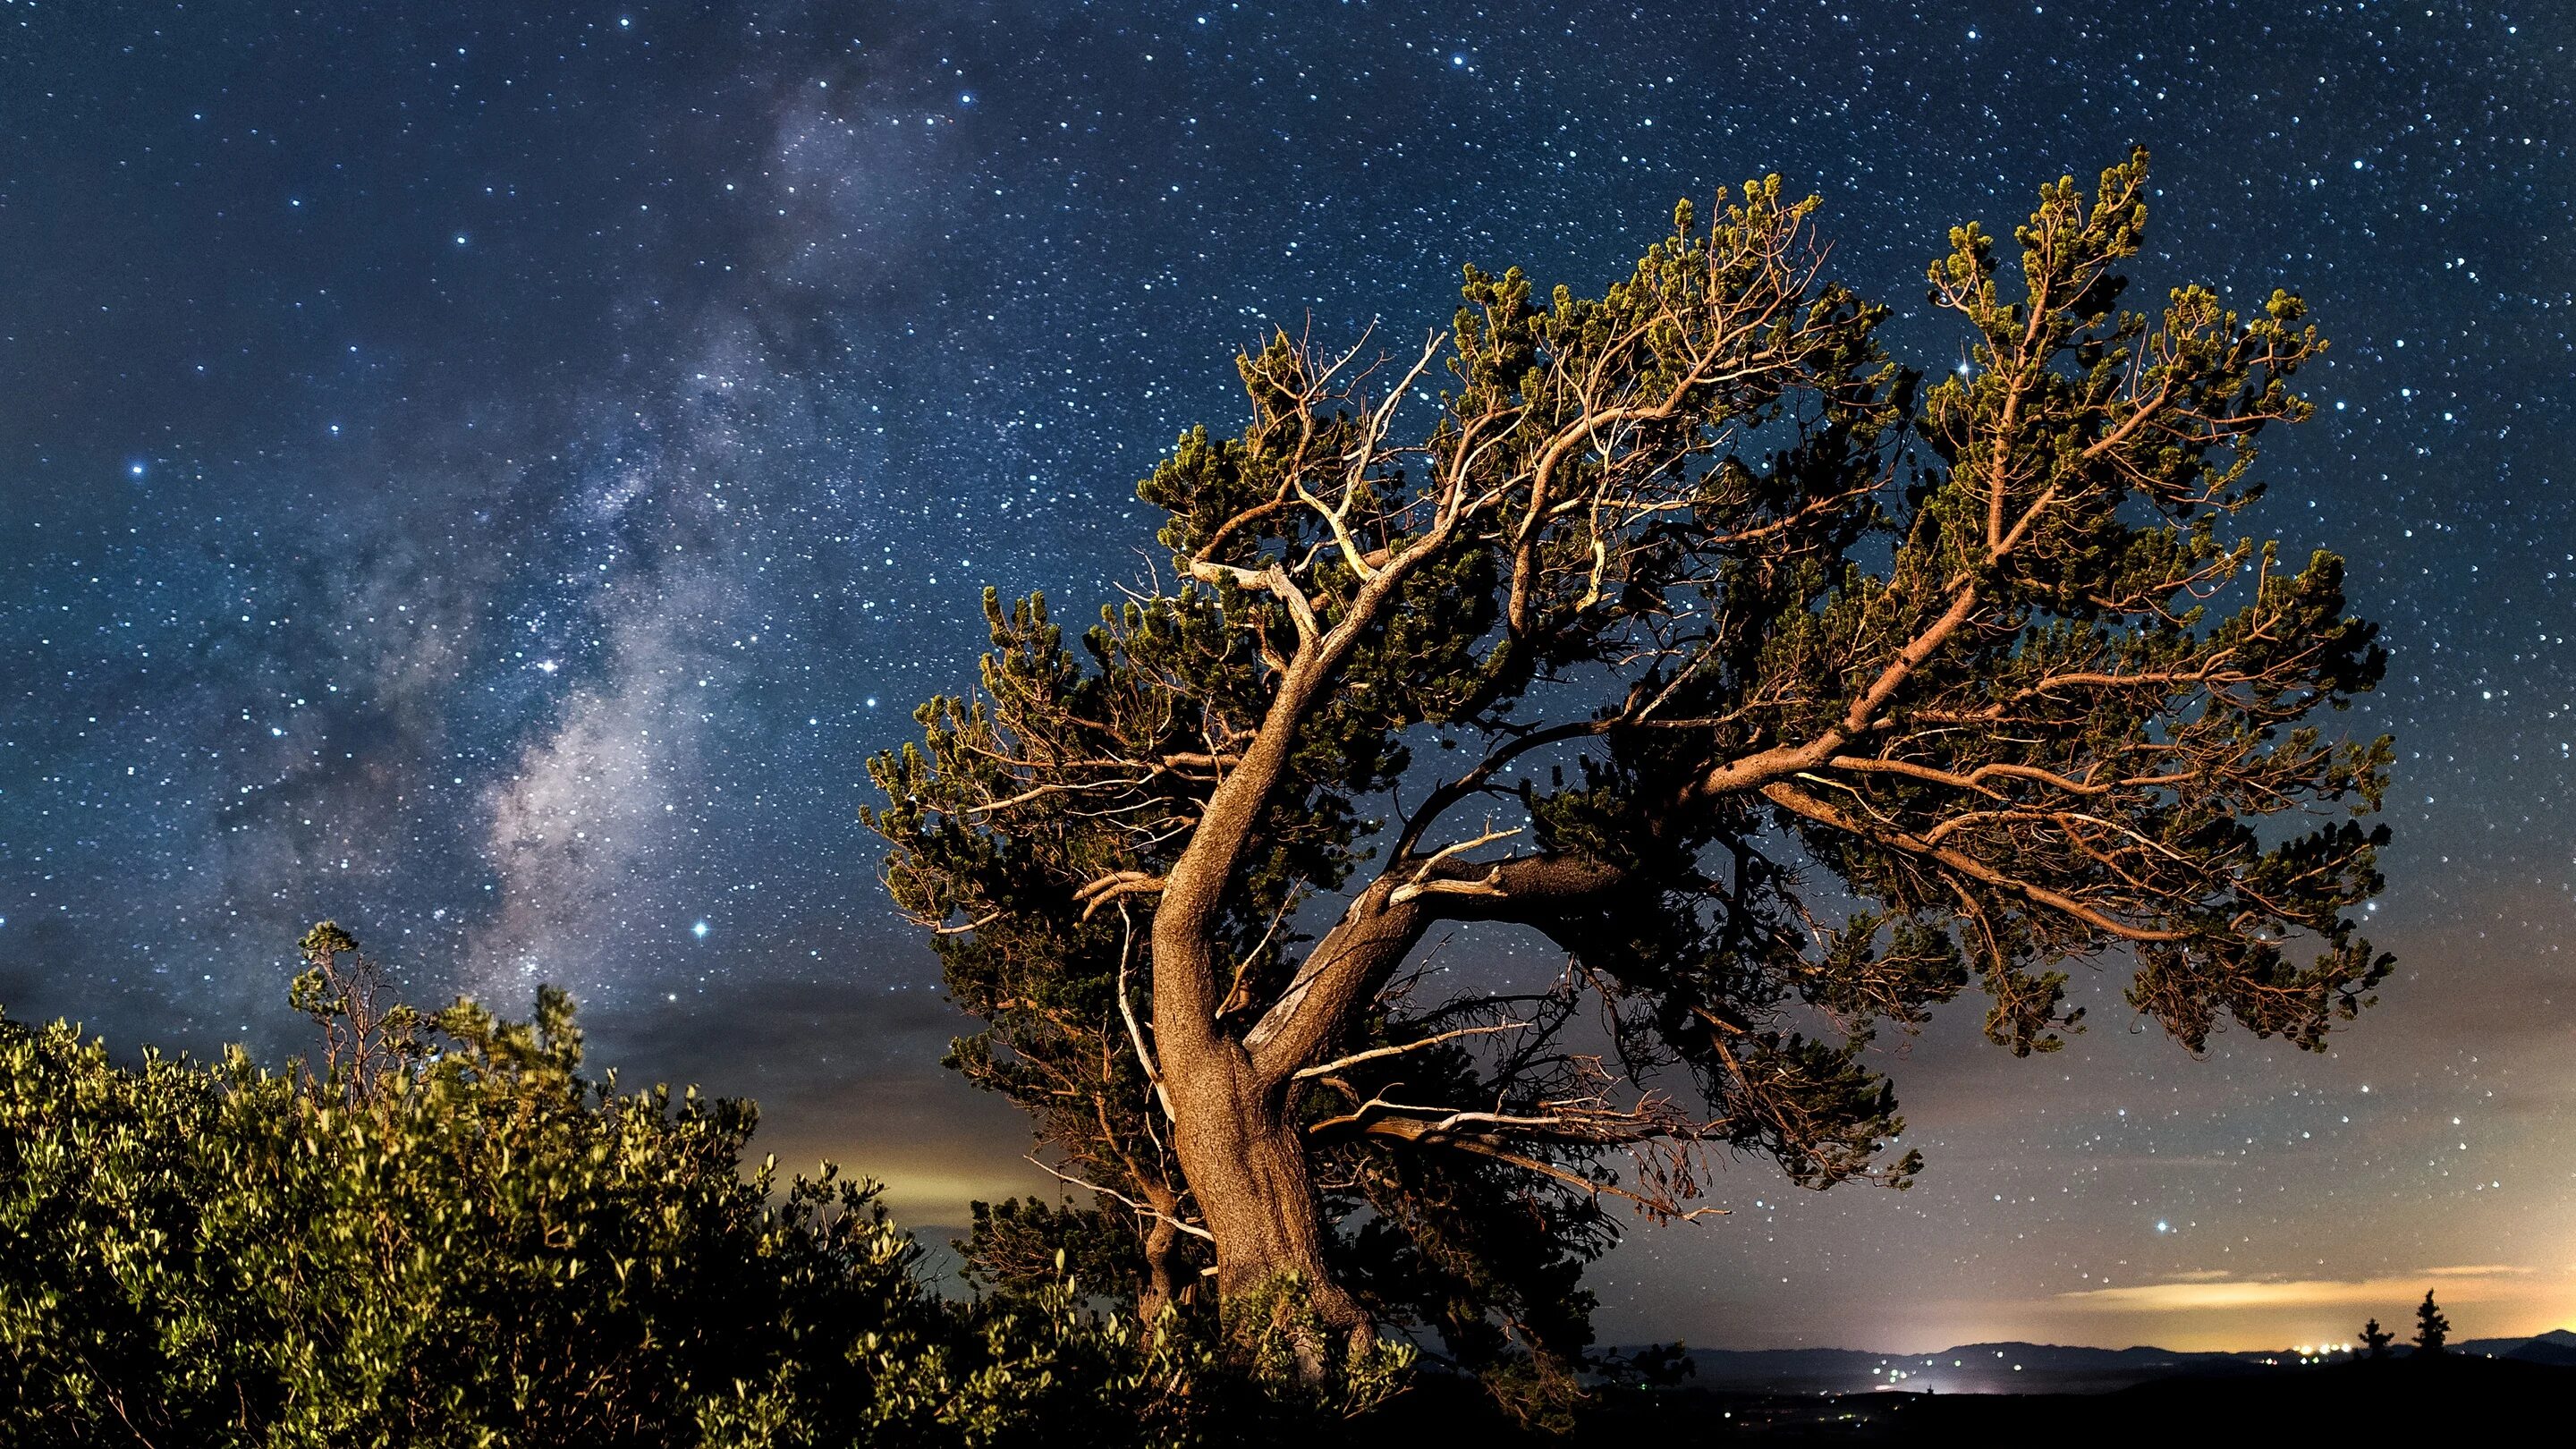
top-left (873, 149), bottom-right (2393, 1388)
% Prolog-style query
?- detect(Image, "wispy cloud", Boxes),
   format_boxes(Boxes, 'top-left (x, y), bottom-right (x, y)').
top-left (2056, 1265), bottom-right (2551, 1313)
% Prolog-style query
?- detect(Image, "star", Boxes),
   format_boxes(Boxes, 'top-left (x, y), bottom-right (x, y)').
top-left (3, 0), bottom-right (2561, 1359)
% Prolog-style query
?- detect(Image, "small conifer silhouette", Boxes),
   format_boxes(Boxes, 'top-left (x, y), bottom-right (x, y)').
top-left (2412, 1291), bottom-right (2450, 1354)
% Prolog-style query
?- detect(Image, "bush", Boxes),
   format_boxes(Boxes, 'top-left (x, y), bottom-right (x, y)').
top-left (0, 928), bottom-right (1419, 1446)
top-left (0, 918), bottom-right (1453, 1433)
top-left (0, 983), bottom-right (965, 1446)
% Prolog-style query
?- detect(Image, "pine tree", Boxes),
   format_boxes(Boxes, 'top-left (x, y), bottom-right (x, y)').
top-left (2359, 1318), bottom-right (2394, 1359)
top-left (871, 150), bottom-right (2394, 1381)
top-left (2414, 1291), bottom-right (2450, 1354)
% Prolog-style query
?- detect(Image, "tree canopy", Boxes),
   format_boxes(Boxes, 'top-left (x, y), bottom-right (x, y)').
top-left (869, 149), bottom-right (2392, 1389)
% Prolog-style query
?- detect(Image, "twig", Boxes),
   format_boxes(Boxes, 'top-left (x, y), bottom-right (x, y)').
top-left (1026, 1156), bottom-right (1215, 1241)
top-left (1115, 902), bottom-right (1174, 1122)
top-left (1290, 1021), bottom-right (1530, 1080)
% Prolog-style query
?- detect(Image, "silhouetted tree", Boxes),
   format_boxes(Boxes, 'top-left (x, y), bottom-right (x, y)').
top-left (2359, 1317), bottom-right (2394, 1359)
top-left (871, 149), bottom-right (2394, 1384)
top-left (2414, 1291), bottom-right (2450, 1354)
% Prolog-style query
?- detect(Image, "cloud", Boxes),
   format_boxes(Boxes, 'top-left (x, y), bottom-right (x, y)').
top-left (2055, 1265), bottom-right (2553, 1313)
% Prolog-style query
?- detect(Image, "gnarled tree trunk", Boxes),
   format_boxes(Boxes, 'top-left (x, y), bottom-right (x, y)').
top-left (1161, 1032), bottom-right (1366, 1372)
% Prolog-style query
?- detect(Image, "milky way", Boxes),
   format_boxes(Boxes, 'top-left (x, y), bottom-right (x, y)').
top-left (4, 1), bottom-right (2572, 1351)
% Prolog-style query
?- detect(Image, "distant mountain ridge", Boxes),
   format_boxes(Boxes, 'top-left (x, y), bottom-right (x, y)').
top-left (2480, 1326), bottom-right (2576, 1367)
top-left (1655, 1328), bottom-right (2576, 1395)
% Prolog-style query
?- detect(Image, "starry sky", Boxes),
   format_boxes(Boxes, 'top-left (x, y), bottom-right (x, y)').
top-left (4, 0), bottom-right (2572, 1353)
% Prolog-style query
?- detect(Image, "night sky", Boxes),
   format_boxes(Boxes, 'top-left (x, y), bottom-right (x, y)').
top-left (4, 0), bottom-right (2572, 1353)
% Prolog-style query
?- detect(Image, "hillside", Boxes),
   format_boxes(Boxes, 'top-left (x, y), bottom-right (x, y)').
top-left (1654, 1326), bottom-right (2576, 1395)
top-left (1530, 1352), bottom-right (2576, 1443)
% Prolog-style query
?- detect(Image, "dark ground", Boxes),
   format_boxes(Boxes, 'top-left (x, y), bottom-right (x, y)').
top-left (1360, 1353), bottom-right (2565, 1443)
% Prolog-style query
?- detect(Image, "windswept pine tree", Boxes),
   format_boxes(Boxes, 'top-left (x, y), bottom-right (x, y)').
top-left (870, 149), bottom-right (2393, 1385)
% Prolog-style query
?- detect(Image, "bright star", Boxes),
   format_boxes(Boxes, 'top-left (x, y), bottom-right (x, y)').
top-left (691, 920), bottom-right (710, 938)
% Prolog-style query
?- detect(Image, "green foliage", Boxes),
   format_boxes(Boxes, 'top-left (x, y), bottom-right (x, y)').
top-left (0, 991), bottom-right (946, 1445)
top-left (1216, 1272), bottom-right (1418, 1420)
top-left (0, 928), bottom-right (1355, 1448)
top-left (957, 1197), bottom-right (1143, 1300)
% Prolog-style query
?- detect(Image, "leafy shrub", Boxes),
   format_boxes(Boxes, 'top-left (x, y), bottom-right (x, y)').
top-left (0, 986), bottom-right (952, 1445)
top-left (0, 926), bottom-right (1416, 1446)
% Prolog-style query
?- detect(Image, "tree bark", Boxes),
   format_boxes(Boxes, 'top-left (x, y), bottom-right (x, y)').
top-left (1137, 1210), bottom-right (1182, 1324)
top-left (1161, 1030), bottom-right (1365, 1370)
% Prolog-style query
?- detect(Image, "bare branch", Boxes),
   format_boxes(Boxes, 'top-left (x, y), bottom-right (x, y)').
top-left (1026, 1157), bottom-right (1215, 1241)
top-left (1288, 1021), bottom-right (1530, 1081)
top-left (1075, 870), bottom-right (1166, 921)
top-left (1114, 903), bottom-right (1174, 1123)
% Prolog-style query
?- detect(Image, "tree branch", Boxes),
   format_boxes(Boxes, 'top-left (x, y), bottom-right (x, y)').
top-left (1288, 1021), bottom-right (1530, 1081)
top-left (1759, 778), bottom-right (2191, 944)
